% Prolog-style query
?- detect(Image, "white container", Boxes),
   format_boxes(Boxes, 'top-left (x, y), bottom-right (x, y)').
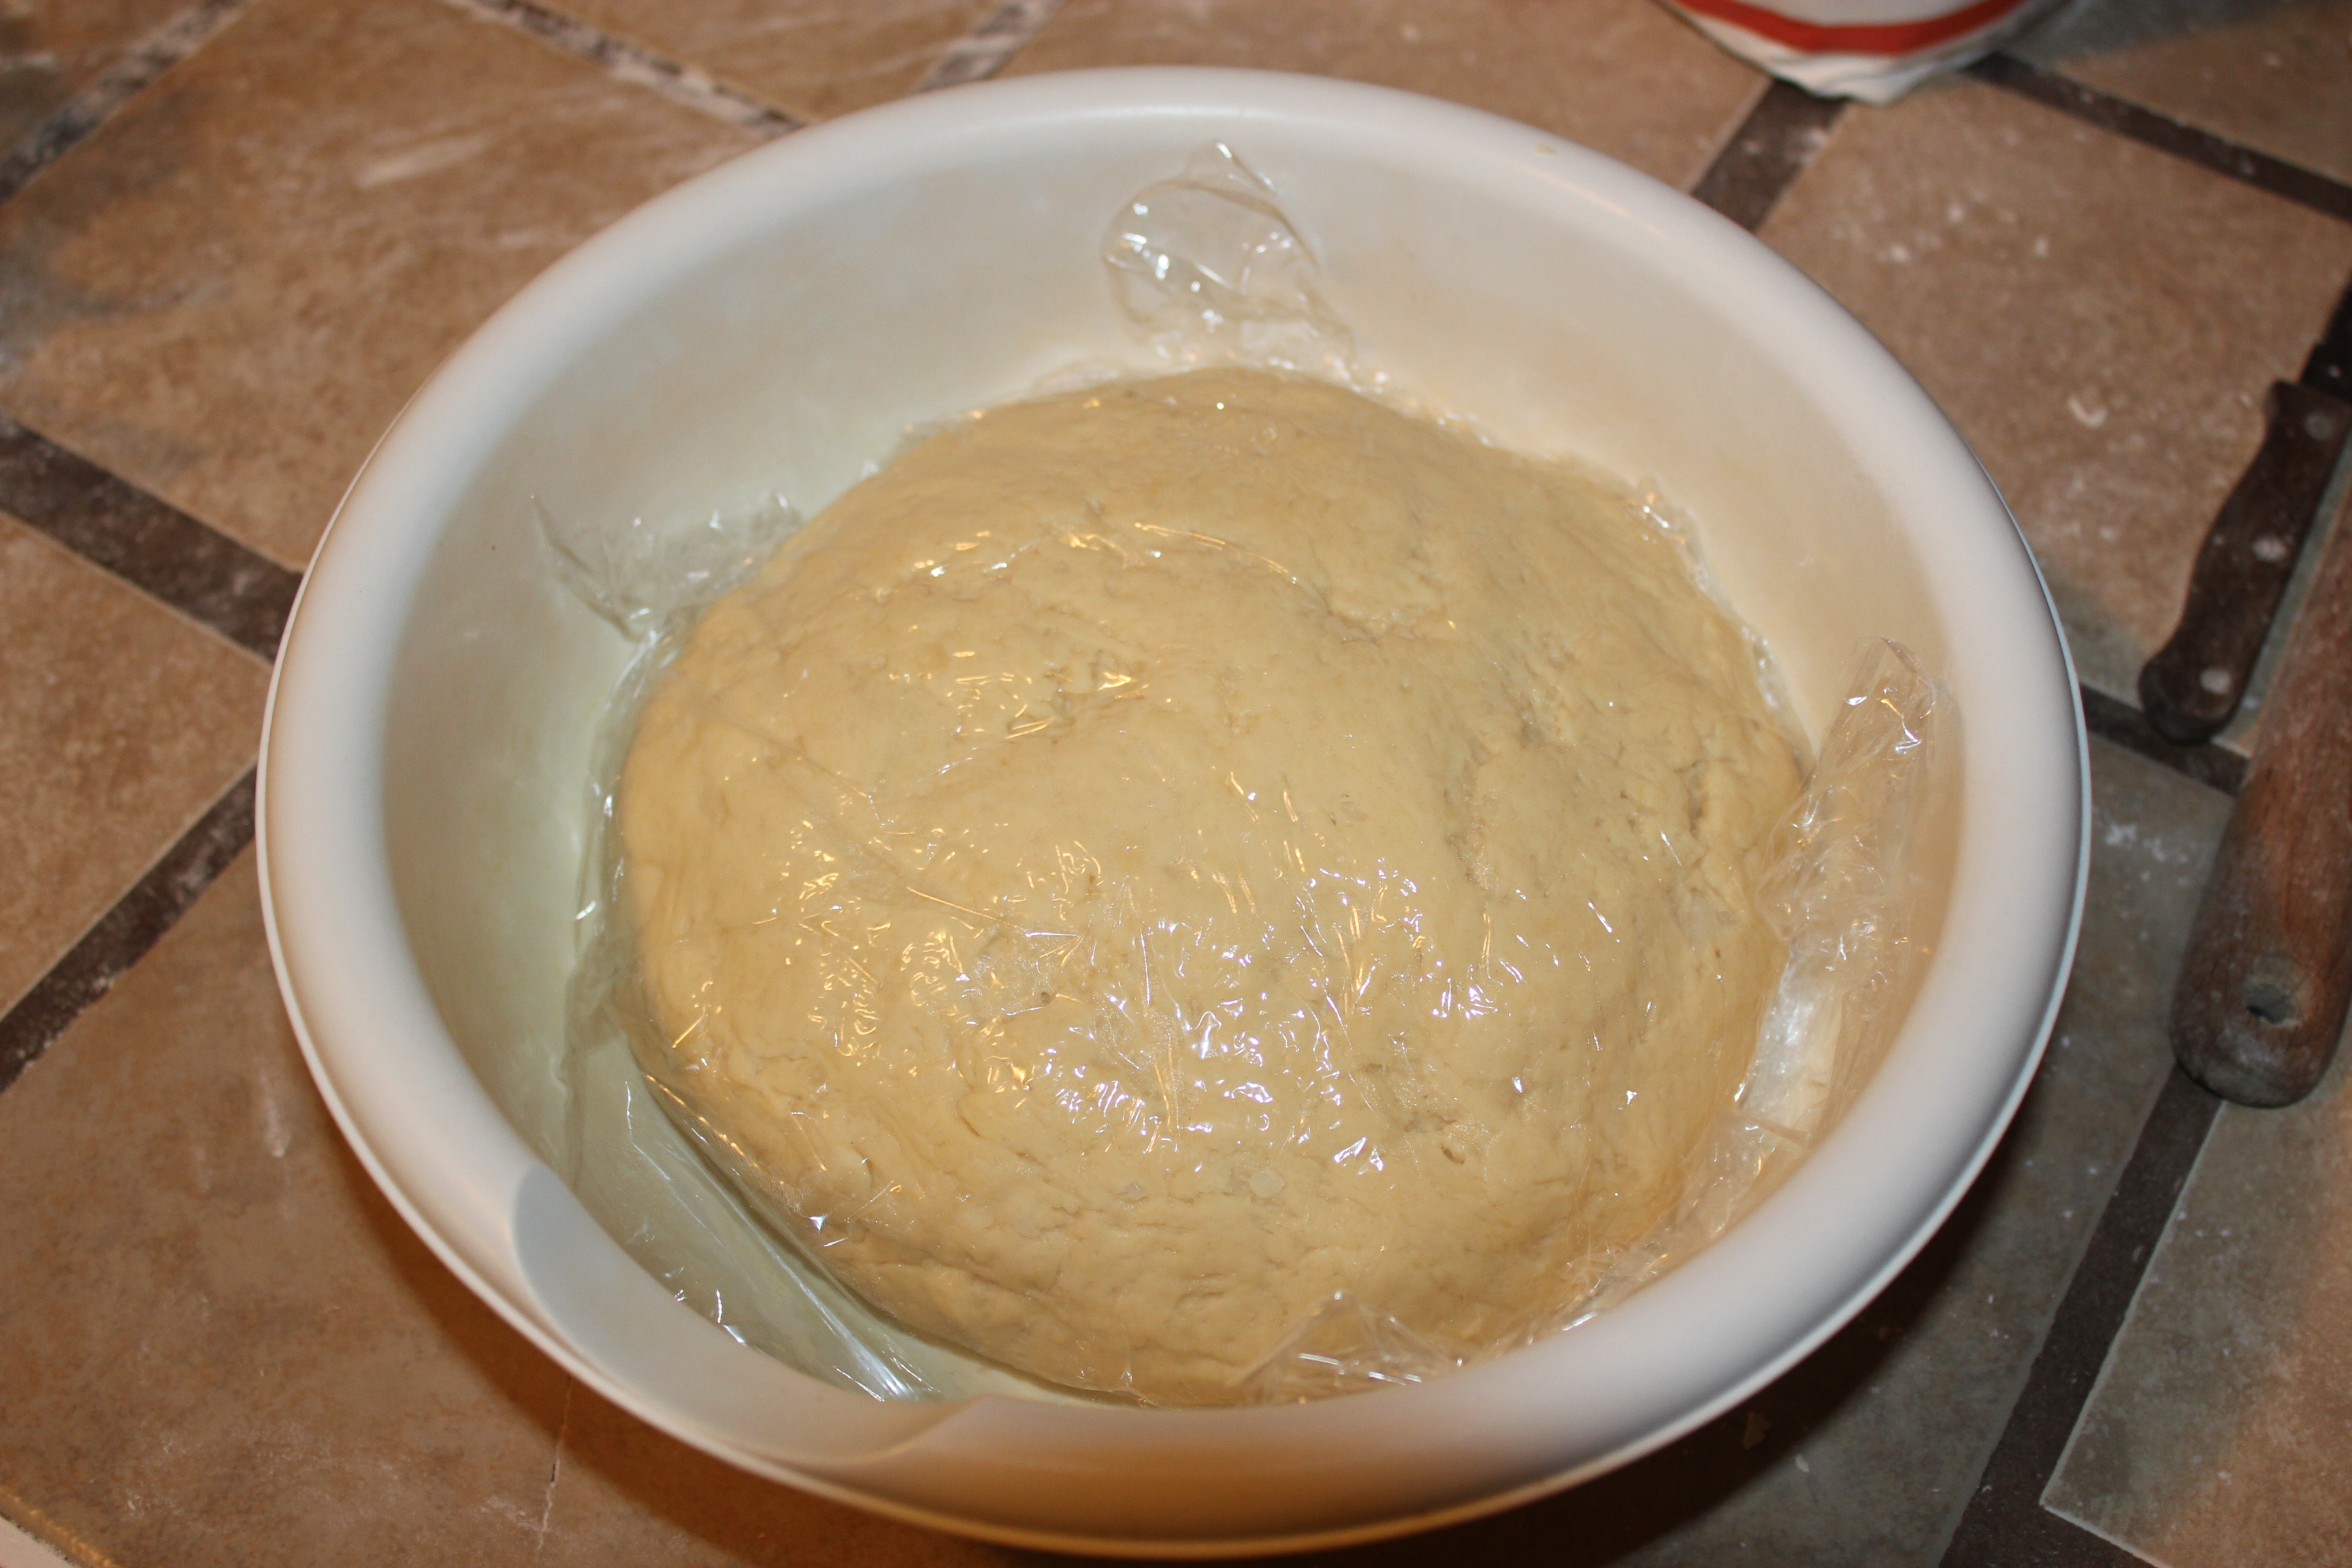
top-left (259, 69), bottom-right (2085, 1557)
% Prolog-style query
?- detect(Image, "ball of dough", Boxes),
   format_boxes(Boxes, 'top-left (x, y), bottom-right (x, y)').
top-left (617, 368), bottom-right (1801, 1403)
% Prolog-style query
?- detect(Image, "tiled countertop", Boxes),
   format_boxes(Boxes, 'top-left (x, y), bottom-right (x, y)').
top-left (3, 2), bottom-right (2349, 1563)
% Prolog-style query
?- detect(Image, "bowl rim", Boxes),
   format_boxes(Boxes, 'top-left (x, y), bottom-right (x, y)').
top-left (258, 64), bottom-right (2090, 1556)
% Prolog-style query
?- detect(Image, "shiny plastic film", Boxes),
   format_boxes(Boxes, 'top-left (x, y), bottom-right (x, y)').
top-left (541, 149), bottom-right (1948, 1409)
top-left (1100, 142), bottom-right (1359, 385)
top-left (1565, 638), bottom-right (1946, 1332)
top-left (1746, 638), bottom-right (1944, 1147)
top-left (546, 495), bottom-right (1090, 1405)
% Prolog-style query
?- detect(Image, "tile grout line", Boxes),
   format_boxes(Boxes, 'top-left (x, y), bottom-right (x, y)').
top-left (1970, 54), bottom-right (2352, 227)
top-left (1684, 76), bottom-right (1774, 195)
top-left (0, 16), bottom-right (2293, 1561)
top-left (1969, 56), bottom-right (2352, 805)
top-left (0, 0), bottom-right (252, 208)
top-left (1938, 1068), bottom-right (2224, 1567)
top-left (0, 42), bottom-right (2257, 1101)
top-left (1689, 78), bottom-right (1847, 231)
top-left (0, 413), bottom-right (299, 663)
top-left (437, 0), bottom-right (799, 137)
top-left (2078, 686), bottom-right (2244, 796)
top-left (1690, 83), bottom-right (2254, 804)
top-left (1707, 55), bottom-right (2253, 1565)
top-left (0, 768), bottom-right (257, 1095)
top-left (917, 0), bottom-right (1068, 93)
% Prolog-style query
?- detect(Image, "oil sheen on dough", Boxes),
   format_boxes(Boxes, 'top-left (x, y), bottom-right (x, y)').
top-left (618, 368), bottom-right (1803, 1404)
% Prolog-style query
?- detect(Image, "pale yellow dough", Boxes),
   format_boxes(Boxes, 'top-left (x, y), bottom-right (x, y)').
top-left (618, 368), bottom-right (1802, 1403)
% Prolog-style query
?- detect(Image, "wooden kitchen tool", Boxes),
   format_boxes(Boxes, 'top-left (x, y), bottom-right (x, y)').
top-left (2138, 383), bottom-right (2352, 742)
top-left (2169, 489), bottom-right (2352, 1107)
top-left (2140, 270), bottom-right (2352, 744)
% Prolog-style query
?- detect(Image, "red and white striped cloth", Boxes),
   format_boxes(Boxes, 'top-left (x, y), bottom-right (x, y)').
top-left (1660, 0), bottom-right (2065, 101)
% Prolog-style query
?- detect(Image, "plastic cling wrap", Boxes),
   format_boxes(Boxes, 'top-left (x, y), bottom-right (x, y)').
top-left (1562, 638), bottom-right (1946, 1333)
top-left (1102, 142), bottom-right (1356, 382)
top-left (539, 149), bottom-right (1950, 1409)
top-left (1745, 638), bottom-right (1944, 1147)
top-left (544, 493), bottom-right (1085, 1406)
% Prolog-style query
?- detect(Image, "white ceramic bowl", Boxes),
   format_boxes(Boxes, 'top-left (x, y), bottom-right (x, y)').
top-left (260, 69), bottom-right (2086, 1556)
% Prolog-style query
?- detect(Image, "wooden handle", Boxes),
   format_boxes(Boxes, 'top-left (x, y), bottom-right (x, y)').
top-left (2170, 466), bottom-right (2352, 1107)
top-left (2139, 382), bottom-right (2351, 744)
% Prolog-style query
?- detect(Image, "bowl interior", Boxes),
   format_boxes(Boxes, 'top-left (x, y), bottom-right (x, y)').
top-left (263, 69), bottom-right (2082, 1554)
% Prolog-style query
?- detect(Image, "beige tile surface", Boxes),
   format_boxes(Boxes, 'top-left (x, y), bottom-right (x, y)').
top-left (1005, 0), bottom-right (1767, 191)
top-left (0, 853), bottom-right (1013, 1568)
top-left (0, 851), bottom-right (568, 1565)
top-left (0, 512), bottom-right (263, 1013)
top-left (1254, 740), bottom-right (2223, 1568)
top-left (5, 3), bottom-right (2351, 1563)
top-left (1761, 80), bottom-right (2352, 707)
top-left (0, 0), bottom-right (195, 149)
top-left (533, 1392), bottom-right (1015, 1568)
top-left (544, 0), bottom-right (996, 121)
top-left (2044, 1036), bottom-right (2352, 1565)
top-left (2014, 0), bottom-right (2352, 187)
top-left (0, 0), bottom-right (758, 571)
top-left (0, 1514), bottom-right (73, 1568)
